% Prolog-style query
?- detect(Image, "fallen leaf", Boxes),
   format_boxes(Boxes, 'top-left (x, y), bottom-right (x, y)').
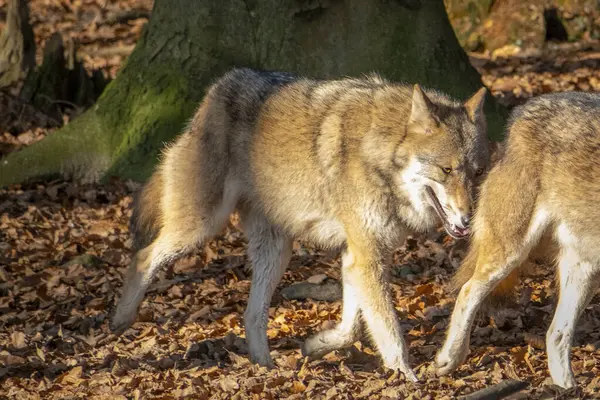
top-left (10, 331), bottom-right (26, 349)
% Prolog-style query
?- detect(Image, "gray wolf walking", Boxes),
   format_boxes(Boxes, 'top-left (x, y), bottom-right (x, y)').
top-left (109, 68), bottom-right (489, 381)
top-left (435, 91), bottom-right (600, 389)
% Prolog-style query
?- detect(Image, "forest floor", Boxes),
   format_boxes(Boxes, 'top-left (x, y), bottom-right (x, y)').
top-left (1, 1), bottom-right (600, 399)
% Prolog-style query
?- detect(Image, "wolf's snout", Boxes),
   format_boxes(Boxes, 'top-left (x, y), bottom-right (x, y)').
top-left (449, 207), bottom-right (470, 229)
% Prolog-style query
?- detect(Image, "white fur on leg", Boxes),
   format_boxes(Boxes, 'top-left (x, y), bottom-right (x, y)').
top-left (243, 215), bottom-right (293, 368)
top-left (434, 279), bottom-right (481, 374)
top-left (546, 243), bottom-right (597, 389)
top-left (359, 295), bottom-right (418, 382)
top-left (302, 250), bottom-right (361, 358)
top-left (346, 256), bottom-right (418, 382)
top-left (111, 241), bottom-right (175, 334)
top-left (435, 265), bottom-right (515, 375)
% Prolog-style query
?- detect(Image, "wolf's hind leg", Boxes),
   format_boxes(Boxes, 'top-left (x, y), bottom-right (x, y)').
top-left (546, 244), bottom-right (599, 389)
top-left (242, 210), bottom-right (293, 368)
top-left (110, 233), bottom-right (184, 334)
top-left (302, 250), bottom-right (361, 359)
top-left (111, 181), bottom-right (238, 335)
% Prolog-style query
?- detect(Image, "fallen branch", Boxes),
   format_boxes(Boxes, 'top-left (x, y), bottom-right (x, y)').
top-left (458, 380), bottom-right (530, 400)
top-left (0, 91), bottom-right (62, 128)
top-left (80, 44), bottom-right (136, 58)
top-left (280, 280), bottom-right (342, 302)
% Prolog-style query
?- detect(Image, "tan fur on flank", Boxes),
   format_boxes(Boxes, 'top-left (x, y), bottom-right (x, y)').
top-left (110, 68), bottom-right (490, 381)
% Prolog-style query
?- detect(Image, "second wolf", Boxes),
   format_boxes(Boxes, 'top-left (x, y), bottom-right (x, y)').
top-left (435, 91), bottom-right (600, 389)
top-left (110, 68), bottom-right (489, 380)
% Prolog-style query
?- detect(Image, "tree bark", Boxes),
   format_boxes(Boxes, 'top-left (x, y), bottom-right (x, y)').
top-left (0, 0), bottom-right (506, 186)
top-left (0, 0), bottom-right (35, 88)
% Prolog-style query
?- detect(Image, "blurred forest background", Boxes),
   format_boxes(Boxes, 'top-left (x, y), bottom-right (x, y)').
top-left (1, 1), bottom-right (600, 399)
top-left (4, 0), bottom-right (600, 154)
top-left (446, 0), bottom-right (600, 106)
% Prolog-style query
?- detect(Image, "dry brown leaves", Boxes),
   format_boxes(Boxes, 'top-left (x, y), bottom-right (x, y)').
top-left (0, 0), bottom-right (153, 81)
top-left (470, 41), bottom-right (600, 109)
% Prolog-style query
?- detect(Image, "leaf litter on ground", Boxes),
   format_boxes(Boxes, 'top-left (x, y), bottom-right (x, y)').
top-left (1, 179), bottom-right (599, 398)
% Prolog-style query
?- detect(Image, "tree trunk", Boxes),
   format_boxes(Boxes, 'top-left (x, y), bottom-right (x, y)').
top-left (0, 0), bottom-right (506, 186)
top-left (0, 0), bottom-right (36, 88)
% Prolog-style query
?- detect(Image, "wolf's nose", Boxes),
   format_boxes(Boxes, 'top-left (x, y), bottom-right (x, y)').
top-left (460, 216), bottom-right (470, 227)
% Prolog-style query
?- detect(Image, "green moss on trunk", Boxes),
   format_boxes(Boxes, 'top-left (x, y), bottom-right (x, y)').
top-left (0, 0), bottom-right (506, 187)
top-left (0, 112), bottom-right (110, 185)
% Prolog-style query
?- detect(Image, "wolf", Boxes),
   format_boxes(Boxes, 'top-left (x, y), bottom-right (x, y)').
top-left (109, 67), bottom-right (489, 381)
top-left (435, 91), bottom-right (600, 389)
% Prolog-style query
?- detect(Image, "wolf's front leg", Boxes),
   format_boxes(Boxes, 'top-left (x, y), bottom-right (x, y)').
top-left (242, 210), bottom-right (293, 368)
top-left (435, 261), bottom-right (519, 376)
top-left (302, 250), bottom-right (362, 358)
top-left (341, 243), bottom-right (417, 382)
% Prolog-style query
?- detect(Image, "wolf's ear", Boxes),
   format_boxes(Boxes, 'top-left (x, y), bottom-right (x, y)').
top-left (464, 86), bottom-right (487, 123)
top-left (409, 84), bottom-right (436, 128)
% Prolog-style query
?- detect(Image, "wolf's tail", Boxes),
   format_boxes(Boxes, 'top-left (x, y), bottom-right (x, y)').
top-left (130, 170), bottom-right (164, 252)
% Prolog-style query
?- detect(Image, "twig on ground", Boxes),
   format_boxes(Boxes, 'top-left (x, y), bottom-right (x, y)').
top-left (458, 379), bottom-right (530, 400)
top-left (0, 91), bottom-right (62, 128)
top-left (104, 9), bottom-right (151, 25)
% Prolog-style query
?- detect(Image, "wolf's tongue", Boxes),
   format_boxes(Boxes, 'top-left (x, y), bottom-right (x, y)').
top-left (454, 225), bottom-right (470, 236)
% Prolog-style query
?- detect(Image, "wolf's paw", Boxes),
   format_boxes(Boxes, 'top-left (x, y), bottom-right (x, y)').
top-left (382, 355), bottom-right (419, 383)
top-left (109, 311), bottom-right (136, 336)
top-left (301, 324), bottom-right (358, 361)
top-left (403, 369), bottom-right (419, 383)
top-left (301, 330), bottom-right (348, 360)
top-left (300, 341), bottom-right (322, 360)
top-left (548, 367), bottom-right (577, 390)
top-left (248, 352), bottom-right (275, 369)
top-left (434, 349), bottom-right (466, 376)
top-left (387, 364), bottom-right (419, 383)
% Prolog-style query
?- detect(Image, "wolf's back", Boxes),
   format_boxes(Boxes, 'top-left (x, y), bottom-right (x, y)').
top-left (128, 68), bottom-right (299, 251)
top-left (210, 68), bottom-right (299, 126)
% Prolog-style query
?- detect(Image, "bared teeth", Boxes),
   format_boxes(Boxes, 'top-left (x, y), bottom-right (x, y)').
top-left (449, 224), bottom-right (470, 237)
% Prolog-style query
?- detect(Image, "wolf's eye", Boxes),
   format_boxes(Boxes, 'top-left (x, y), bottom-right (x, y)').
top-left (441, 167), bottom-right (452, 174)
top-left (475, 168), bottom-right (484, 176)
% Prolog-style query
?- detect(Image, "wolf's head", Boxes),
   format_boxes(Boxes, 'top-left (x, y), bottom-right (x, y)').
top-left (398, 85), bottom-right (489, 239)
